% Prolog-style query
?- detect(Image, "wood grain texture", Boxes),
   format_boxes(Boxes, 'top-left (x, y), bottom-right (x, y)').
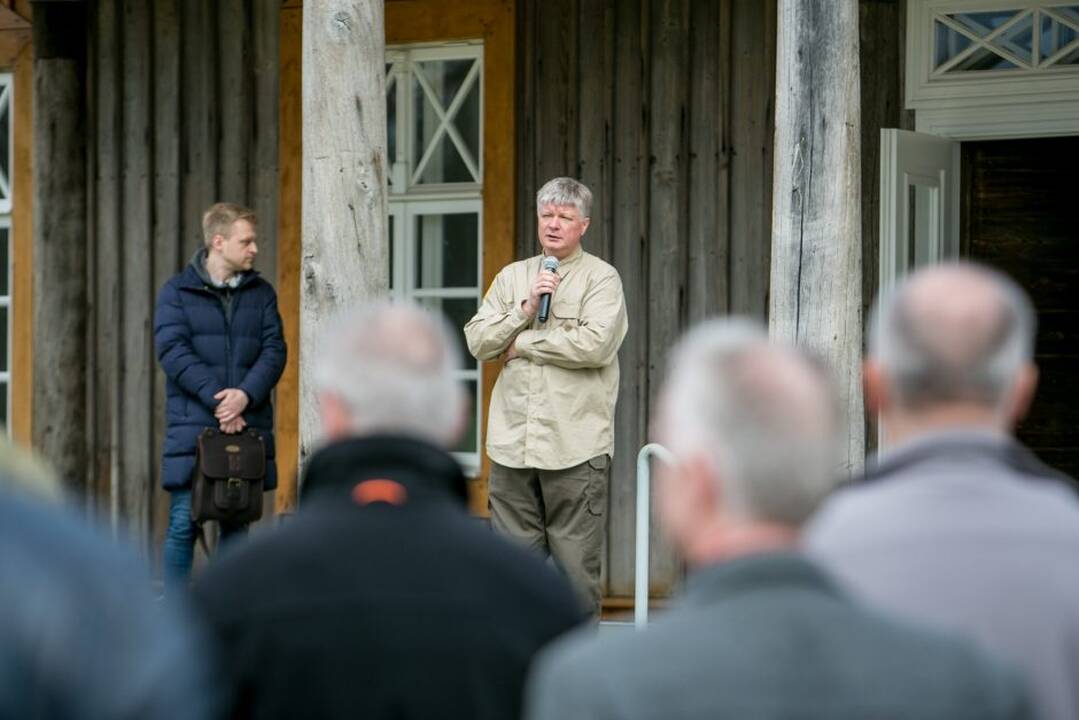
top-left (965, 137), bottom-right (1079, 482)
top-left (151, 0), bottom-right (181, 554)
top-left (275, 3), bottom-right (302, 514)
top-left (10, 40), bottom-right (32, 448)
top-left (518, 0), bottom-right (778, 599)
top-left (300, 0), bottom-right (390, 466)
top-left (32, 2), bottom-right (89, 496)
top-left (770, 0), bottom-right (864, 474)
top-left (119, 0), bottom-right (154, 550)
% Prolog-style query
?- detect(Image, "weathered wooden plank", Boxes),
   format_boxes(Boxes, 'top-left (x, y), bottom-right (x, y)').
top-left (646, 0), bottom-right (689, 597)
top-left (858, 0), bottom-right (904, 453)
top-left (89, 0), bottom-right (122, 515)
top-left (119, 0), bottom-right (154, 551)
top-left (729, 0), bottom-right (775, 319)
top-left (251, 0), bottom-right (279, 287)
top-left (32, 0), bottom-right (89, 497)
top-left (149, 0), bottom-right (181, 564)
top-left (770, 0), bottom-right (864, 474)
top-left (10, 40), bottom-right (32, 448)
top-left (534, 0), bottom-right (577, 190)
top-left (575, 0), bottom-right (614, 263)
top-left (300, 0), bottom-right (390, 465)
top-left (181, 0), bottom-right (217, 253)
top-left (685, 0), bottom-right (726, 322)
top-left (514, 0), bottom-right (537, 261)
top-left (217, 0), bottom-right (251, 203)
top-left (607, 0), bottom-right (651, 599)
top-left (275, 2), bottom-right (302, 514)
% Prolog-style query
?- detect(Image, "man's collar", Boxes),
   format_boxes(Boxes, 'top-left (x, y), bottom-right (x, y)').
top-left (300, 434), bottom-right (469, 507)
top-left (865, 428), bottom-right (1074, 487)
top-left (543, 245), bottom-right (584, 270)
top-left (683, 551), bottom-right (840, 608)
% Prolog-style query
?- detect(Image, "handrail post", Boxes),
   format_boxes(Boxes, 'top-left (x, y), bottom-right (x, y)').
top-left (635, 443), bottom-right (674, 630)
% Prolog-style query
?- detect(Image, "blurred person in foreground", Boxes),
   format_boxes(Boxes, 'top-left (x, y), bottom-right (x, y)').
top-left (806, 262), bottom-right (1079, 720)
top-left (0, 485), bottom-right (213, 719)
top-left (526, 319), bottom-right (1032, 720)
top-left (191, 302), bottom-right (585, 720)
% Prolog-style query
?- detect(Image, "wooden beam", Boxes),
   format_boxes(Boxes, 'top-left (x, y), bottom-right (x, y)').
top-left (300, 0), bottom-right (390, 466)
top-left (275, 2), bottom-right (301, 513)
top-left (10, 39), bottom-right (31, 448)
top-left (769, 0), bottom-right (864, 472)
top-left (32, 0), bottom-right (88, 492)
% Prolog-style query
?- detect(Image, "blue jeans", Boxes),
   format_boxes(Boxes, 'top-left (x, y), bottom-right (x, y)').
top-left (163, 489), bottom-right (248, 594)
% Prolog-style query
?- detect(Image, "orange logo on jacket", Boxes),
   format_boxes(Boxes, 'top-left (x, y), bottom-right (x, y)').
top-left (352, 479), bottom-right (408, 506)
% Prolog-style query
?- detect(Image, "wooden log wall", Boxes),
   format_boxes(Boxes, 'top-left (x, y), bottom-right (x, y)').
top-left (517, 0), bottom-right (777, 598)
top-left (85, 0), bottom-right (279, 561)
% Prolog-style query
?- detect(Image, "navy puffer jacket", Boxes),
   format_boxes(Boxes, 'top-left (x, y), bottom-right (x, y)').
top-left (154, 251), bottom-right (287, 490)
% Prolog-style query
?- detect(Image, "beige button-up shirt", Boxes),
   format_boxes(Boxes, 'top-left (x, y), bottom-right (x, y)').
top-left (465, 248), bottom-right (628, 470)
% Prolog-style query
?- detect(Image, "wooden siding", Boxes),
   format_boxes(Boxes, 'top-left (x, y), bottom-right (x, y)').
top-left (85, 0), bottom-right (279, 561)
top-left (517, 0), bottom-right (777, 598)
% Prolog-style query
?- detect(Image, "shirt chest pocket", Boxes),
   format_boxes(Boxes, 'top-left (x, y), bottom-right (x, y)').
top-left (550, 289), bottom-right (583, 326)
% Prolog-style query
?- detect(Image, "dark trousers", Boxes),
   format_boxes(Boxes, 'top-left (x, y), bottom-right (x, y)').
top-left (488, 455), bottom-right (609, 615)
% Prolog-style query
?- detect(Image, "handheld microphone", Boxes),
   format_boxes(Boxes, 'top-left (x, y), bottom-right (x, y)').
top-left (537, 256), bottom-right (560, 323)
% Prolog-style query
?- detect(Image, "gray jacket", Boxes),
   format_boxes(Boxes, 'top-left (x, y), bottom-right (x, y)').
top-left (807, 430), bottom-right (1079, 720)
top-left (526, 552), bottom-right (1032, 720)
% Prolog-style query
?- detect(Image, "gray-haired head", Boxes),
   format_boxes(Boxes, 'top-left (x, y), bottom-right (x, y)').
top-left (660, 318), bottom-right (843, 527)
top-left (313, 302), bottom-right (466, 447)
top-left (869, 262), bottom-right (1036, 412)
top-left (536, 177), bottom-right (592, 219)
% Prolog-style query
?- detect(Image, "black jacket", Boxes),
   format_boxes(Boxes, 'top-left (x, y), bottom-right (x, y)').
top-left (192, 435), bottom-right (585, 720)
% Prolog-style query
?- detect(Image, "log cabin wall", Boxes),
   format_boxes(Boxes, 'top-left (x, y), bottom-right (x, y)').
top-left (85, 0), bottom-right (279, 562)
top-left (516, 0), bottom-right (777, 599)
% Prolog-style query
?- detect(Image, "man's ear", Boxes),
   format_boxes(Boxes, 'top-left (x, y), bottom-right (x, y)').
top-left (210, 233), bottom-right (226, 253)
top-left (683, 452), bottom-right (721, 516)
top-left (580, 217), bottom-right (590, 236)
top-left (1005, 362), bottom-right (1039, 427)
top-left (863, 359), bottom-right (889, 417)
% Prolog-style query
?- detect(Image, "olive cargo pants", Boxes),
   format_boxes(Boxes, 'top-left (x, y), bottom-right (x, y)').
top-left (488, 455), bottom-right (609, 615)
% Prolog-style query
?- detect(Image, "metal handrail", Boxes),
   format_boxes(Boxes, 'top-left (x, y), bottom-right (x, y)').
top-left (634, 442), bottom-right (674, 629)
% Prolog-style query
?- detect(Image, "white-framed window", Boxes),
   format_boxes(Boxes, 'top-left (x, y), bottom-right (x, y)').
top-left (386, 43), bottom-right (483, 474)
top-left (0, 72), bottom-right (12, 433)
top-left (907, 2), bottom-right (1079, 138)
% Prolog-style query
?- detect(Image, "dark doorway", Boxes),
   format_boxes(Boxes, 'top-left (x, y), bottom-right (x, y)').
top-left (962, 136), bottom-right (1079, 479)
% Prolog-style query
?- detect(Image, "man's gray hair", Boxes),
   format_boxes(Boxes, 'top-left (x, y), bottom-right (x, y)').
top-left (313, 302), bottom-right (466, 447)
top-left (536, 177), bottom-right (592, 218)
top-left (869, 262), bottom-right (1036, 410)
top-left (662, 319), bottom-right (842, 526)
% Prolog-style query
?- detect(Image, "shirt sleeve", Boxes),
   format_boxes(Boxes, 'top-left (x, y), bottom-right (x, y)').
top-left (464, 268), bottom-right (534, 361)
top-left (514, 271), bottom-right (628, 370)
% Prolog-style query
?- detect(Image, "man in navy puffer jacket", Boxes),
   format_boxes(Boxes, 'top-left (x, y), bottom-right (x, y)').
top-left (154, 202), bottom-right (286, 593)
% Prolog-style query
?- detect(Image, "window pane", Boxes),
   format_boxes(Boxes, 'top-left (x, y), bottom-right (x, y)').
top-left (0, 88), bottom-right (8, 192)
top-left (0, 225), bottom-right (7, 296)
top-left (452, 379), bottom-right (478, 455)
top-left (417, 296), bottom-right (479, 369)
top-left (0, 308), bottom-right (7, 373)
top-left (387, 78), bottom-right (397, 175)
top-left (412, 61), bottom-right (479, 184)
top-left (388, 214), bottom-right (395, 291)
top-left (0, 380), bottom-right (6, 429)
top-left (414, 212), bottom-right (479, 288)
top-left (416, 59), bottom-right (475, 111)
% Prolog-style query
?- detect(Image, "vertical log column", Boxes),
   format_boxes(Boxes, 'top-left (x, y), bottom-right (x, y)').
top-left (769, 0), bottom-right (864, 472)
top-left (300, 1), bottom-right (389, 468)
top-left (32, 0), bottom-right (88, 494)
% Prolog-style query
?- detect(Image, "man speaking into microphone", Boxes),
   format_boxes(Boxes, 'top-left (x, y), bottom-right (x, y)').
top-left (466, 177), bottom-right (628, 616)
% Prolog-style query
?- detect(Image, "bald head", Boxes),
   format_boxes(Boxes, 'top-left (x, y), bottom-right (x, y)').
top-left (313, 302), bottom-right (466, 447)
top-left (659, 320), bottom-right (842, 527)
top-left (870, 263), bottom-right (1036, 412)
